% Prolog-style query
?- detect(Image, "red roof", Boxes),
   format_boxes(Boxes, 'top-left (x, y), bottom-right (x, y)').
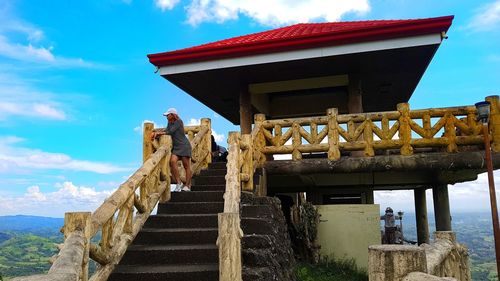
top-left (148, 15), bottom-right (453, 67)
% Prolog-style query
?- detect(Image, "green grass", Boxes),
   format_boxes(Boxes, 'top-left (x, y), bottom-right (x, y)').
top-left (295, 257), bottom-right (368, 281)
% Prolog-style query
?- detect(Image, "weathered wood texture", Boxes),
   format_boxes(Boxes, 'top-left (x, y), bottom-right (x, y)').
top-left (22, 122), bottom-right (180, 281)
top-left (217, 213), bottom-right (243, 281)
top-left (217, 131), bottom-right (246, 280)
top-left (251, 100), bottom-right (498, 163)
top-left (264, 151), bottom-right (500, 174)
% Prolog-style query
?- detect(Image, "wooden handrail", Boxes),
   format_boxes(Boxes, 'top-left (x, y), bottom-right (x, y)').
top-left (252, 97), bottom-right (500, 161)
top-left (14, 118), bottom-right (214, 281)
top-left (218, 132), bottom-right (243, 281)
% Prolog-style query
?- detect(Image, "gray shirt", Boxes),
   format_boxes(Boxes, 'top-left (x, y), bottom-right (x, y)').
top-left (165, 119), bottom-right (192, 157)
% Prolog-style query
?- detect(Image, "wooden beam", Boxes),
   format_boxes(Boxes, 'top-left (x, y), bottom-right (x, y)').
top-left (264, 151), bottom-right (500, 175)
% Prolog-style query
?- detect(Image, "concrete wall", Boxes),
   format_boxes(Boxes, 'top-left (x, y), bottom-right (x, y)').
top-left (317, 204), bottom-right (380, 269)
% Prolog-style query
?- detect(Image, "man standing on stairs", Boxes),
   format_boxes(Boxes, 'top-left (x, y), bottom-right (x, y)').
top-left (152, 108), bottom-right (192, 191)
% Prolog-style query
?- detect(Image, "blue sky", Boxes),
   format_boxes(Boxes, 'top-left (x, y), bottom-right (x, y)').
top-left (0, 0), bottom-right (499, 217)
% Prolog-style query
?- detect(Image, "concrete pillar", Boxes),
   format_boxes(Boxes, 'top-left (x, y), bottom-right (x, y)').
top-left (239, 88), bottom-right (252, 134)
top-left (433, 185), bottom-right (452, 231)
top-left (368, 245), bottom-right (427, 281)
top-left (414, 188), bottom-right (430, 245)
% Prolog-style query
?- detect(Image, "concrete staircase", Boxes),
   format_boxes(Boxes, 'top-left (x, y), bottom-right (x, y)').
top-left (108, 162), bottom-right (226, 281)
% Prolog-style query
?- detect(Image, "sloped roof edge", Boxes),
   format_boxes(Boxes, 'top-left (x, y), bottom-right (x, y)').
top-left (148, 15), bottom-right (454, 67)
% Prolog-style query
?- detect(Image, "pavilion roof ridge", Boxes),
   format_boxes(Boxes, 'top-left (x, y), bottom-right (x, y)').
top-left (148, 15), bottom-right (454, 67)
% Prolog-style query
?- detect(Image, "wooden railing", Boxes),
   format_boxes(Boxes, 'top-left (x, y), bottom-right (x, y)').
top-left (218, 132), bottom-right (252, 281)
top-left (252, 96), bottom-right (500, 163)
top-left (12, 119), bottom-right (212, 281)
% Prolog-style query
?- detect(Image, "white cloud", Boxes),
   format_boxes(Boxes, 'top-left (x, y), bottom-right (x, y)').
top-left (374, 171), bottom-right (500, 213)
top-left (155, 0), bottom-right (181, 11)
top-left (212, 130), bottom-right (225, 143)
top-left (187, 118), bottom-right (200, 126)
top-left (0, 72), bottom-right (69, 121)
top-left (134, 120), bottom-right (160, 133)
top-left (0, 136), bottom-right (129, 174)
top-left (0, 182), bottom-right (115, 217)
top-left (0, 8), bottom-right (103, 68)
top-left (466, 0), bottom-right (500, 32)
top-left (182, 0), bottom-right (370, 26)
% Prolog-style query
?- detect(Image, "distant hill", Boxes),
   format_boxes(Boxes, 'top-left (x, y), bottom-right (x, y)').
top-left (0, 215), bottom-right (63, 236)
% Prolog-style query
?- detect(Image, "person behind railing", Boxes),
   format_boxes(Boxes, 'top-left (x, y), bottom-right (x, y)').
top-left (381, 207), bottom-right (401, 244)
top-left (211, 135), bottom-right (228, 162)
top-left (151, 108), bottom-right (192, 192)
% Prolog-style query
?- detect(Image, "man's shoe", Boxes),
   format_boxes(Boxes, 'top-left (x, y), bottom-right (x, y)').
top-left (181, 186), bottom-right (191, 192)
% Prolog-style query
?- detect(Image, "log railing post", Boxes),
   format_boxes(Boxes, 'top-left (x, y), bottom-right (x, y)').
top-left (63, 212), bottom-right (91, 281)
top-left (218, 213), bottom-right (242, 281)
top-left (253, 114), bottom-right (266, 167)
top-left (444, 113), bottom-right (458, 152)
top-left (327, 108), bottom-right (340, 160)
top-left (159, 135), bottom-right (172, 203)
top-left (218, 131), bottom-right (243, 281)
top-left (143, 122), bottom-right (154, 162)
top-left (224, 132), bottom-right (241, 213)
top-left (486, 95), bottom-right (500, 152)
top-left (201, 118), bottom-right (212, 168)
top-left (364, 118), bottom-right (375, 156)
top-left (397, 103), bottom-right (413, 156)
top-left (241, 134), bottom-right (253, 191)
top-left (292, 122), bottom-right (302, 160)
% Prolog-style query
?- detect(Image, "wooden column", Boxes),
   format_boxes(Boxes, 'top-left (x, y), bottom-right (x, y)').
top-left (240, 89), bottom-right (252, 134)
top-left (486, 95), bottom-right (500, 152)
top-left (433, 184), bottom-right (452, 231)
top-left (63, 212), bottom-right (91, 281)
top-left (327, 108), bottom-right (340, 160)
top-left (414, 188), bottom-right (430, 245)
top-left (218, 213), bottom-right (243, 281)
top-left (397, 103), bottom-right (413, 156)
top-left (143, 122), bottom-right (154, 162)
top-left (201, 118), bottom-right (212, 167)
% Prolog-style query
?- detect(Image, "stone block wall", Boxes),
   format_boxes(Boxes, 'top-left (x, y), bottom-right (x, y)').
top-left (241, 192), bottom-right (296, 281)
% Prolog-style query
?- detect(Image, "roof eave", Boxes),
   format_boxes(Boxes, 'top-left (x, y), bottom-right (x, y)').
top-left (147, 15), bottom-right (454, 67)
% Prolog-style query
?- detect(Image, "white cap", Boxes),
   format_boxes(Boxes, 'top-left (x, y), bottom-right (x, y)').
top-left (163, 108), bottom-right (178, 116)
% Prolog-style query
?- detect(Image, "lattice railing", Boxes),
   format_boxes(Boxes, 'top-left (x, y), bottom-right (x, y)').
top-left (252, 96), bottom-right (500, 163)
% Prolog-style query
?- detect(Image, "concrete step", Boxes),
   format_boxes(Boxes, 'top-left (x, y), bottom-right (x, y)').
top-left (194, 175), bottom-right (226, 185)
top-left (120, 244), bottom-right (218, 265)
top-left (109, 264), bottom-right (218, 281)
top-left (157, 202), bottom-right (224, 214)
top-left (133, 227), bottom-right (218, 245)
top-left (191, 184), bottom-right (225, 191)
top-left (208, 162), bottom-right (227, 169)
top-left (200, 168), bottom-right (227, 176)
top-left (145, 214), bottom-right (218, 229)
top-left (170, 191), bottom-right (224, 202)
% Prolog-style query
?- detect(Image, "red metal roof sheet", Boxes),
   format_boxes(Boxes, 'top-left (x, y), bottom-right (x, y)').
top-left (148, 15), bottom-right (453, 67)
